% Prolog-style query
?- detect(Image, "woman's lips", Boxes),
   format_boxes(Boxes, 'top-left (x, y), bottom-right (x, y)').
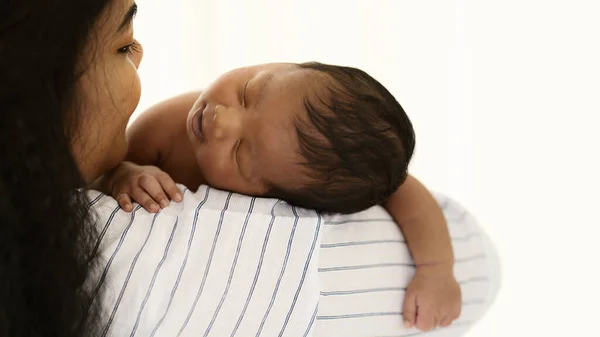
top-left (191, 103), bottom-right (206, 141)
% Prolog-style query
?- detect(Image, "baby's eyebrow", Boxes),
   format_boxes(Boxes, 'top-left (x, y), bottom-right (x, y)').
top-left (253, 73), bottom-right (274, 108)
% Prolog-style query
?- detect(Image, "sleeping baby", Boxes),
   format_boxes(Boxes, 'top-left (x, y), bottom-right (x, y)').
top-left (95, 62), bottom-right (462, 331)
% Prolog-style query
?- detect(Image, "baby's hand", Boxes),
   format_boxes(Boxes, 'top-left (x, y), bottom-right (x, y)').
top-left (403, 264), bottom-right (462, 331)
top-left (101, 162), bottom-right (183, 213)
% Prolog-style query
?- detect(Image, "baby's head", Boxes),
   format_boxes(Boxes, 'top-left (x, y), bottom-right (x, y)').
top-left (187, 62), bottom-right (414, 214)
top-left (267, 62), bottom-right (415, 213)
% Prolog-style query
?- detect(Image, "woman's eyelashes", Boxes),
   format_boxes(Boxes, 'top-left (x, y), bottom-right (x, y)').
top-left (118, 40), bottom-right (140, 55)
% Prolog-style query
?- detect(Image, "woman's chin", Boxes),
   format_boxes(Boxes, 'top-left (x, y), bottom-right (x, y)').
top-left (98, 141), bottom-right (128, 179)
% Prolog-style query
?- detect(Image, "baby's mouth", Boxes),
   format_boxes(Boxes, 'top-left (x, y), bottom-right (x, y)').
top-left (191, 104), bottom-right (206, 141)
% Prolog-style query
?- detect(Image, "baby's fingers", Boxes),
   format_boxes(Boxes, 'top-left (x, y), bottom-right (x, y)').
top-left (131, 186), bottom-right (160, 213)
top-left (402, 291), bottom-right (417, 329)
top-left (155, 172), bottom-right (183, 202)
top-left (442, 302), bottom-right (462, 327)
top-left (439, 315), bottom-right (452, 327)
top-left (415, 311), bottom-right (437, 332)
top-left (116, 193), bottom-right (133, 212)
top-left (138, 175), bottom-right (169, 210)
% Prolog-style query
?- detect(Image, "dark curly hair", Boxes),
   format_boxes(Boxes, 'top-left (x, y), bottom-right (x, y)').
top-left (268, 62), bottom-right (416, 214)
top-left (0, 0), bottom-right (113, 335)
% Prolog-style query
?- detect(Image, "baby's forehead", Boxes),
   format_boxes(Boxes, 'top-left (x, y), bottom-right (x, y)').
top-left (249, 67), bottom-right (328, 179)
top-left (258, 70), bottom-right (314, 119)
top-left (255, 113), bottom-right (299, 157)
top-left (254, 131), bottom-right (307, 186)
top-left (264, 69), bottom-right (330, 115)
top-left (252, 115), bottom-right (307, 182)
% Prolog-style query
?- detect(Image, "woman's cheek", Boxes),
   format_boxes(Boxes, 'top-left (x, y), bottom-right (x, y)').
top-left (124, 67), bottom-right (142, 118)
top-left (103, 129), bottom-right (128, 171)
top-left (103, 71), bottom-right (141, 169)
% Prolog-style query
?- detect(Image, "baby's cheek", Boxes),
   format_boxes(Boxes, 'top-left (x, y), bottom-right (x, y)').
top-left (201, 153), bottom-right (234, 186)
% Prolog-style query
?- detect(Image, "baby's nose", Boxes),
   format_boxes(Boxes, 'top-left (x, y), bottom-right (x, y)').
top-left (214, 105), bottom-right (243, 139)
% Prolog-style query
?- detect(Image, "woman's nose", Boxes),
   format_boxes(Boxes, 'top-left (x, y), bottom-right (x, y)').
top-left (213, 105), bottom-right (243, 140)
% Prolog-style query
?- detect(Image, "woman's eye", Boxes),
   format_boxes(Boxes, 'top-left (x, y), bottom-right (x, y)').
top-left (118, 40), bottom-right (140, 54)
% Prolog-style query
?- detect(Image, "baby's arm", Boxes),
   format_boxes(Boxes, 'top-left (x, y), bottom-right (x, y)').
top-left (94, 92), bottom-right (201, 212)
top-left (126, 91), bottom-right (201, 166)
top-left (384, 175), bottom-right (454, 269)
top-left (383, 175), bottom-right (461, 331)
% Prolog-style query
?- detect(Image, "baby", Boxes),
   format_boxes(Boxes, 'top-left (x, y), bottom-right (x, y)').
top-left (97, 62), bottom-right (461, 331)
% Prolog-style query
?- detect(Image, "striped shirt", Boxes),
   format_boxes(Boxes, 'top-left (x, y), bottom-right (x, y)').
top-left (85, 186), bottom-right (498, 337)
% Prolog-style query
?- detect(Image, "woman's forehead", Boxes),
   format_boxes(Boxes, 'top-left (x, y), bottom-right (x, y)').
top-left (95, 0), bottom-right (135, 35)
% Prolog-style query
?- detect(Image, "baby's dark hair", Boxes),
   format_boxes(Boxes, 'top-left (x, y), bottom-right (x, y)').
top-left (267, 62), bottom-right (416, 214)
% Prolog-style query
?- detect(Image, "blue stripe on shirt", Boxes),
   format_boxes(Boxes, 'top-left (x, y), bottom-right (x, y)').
top-left (129, 216), bottom-right (179, 337)
top-left (255, 205), bottom-right (300, 337)
top-left (176, 192), bottom-right (233, 336)
top-left (278, 210), bottom-right (321, 337)
top-left (150, 187), bottom-right (211, 337)
top-left (202, 198), bottom-right (256, 337)
top-left (89, 205), bottom-right (142, 309)
top-left (101, 212), bottom-right (159, 337)
top-left (230, 200), bottom-right (281, 337)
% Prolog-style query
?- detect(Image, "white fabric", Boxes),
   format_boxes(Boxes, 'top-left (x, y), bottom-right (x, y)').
top-left (86, 186), bottom-right (499, 337)
top-left (314, 192), bottom-right (499, 337)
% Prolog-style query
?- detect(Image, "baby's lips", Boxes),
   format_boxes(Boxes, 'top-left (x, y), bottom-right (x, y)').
top-left (190, 104), bottom-right (206, 140)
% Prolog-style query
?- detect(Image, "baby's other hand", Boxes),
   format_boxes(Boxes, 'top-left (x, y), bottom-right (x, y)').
top-left (102, 162), bottom-right (183, 213)
top-left (402, 264), bottom-right (462, 331)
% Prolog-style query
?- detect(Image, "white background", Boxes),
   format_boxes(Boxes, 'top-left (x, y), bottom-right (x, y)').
top-left (134, 0), bottom-right (600, 336)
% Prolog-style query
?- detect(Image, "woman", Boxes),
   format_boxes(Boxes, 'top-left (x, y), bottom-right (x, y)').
top-left (1, 0), bottom-right (142, 335)
top-left (0, 0), bottom-right (499, 336)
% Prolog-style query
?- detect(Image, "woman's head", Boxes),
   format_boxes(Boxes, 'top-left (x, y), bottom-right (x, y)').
top-left (2, 0), bottom-right (142, 182)
top-left (1, 0), bottom-right (141, 335)
top-left (73, 0), bottom-right (143, 181)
